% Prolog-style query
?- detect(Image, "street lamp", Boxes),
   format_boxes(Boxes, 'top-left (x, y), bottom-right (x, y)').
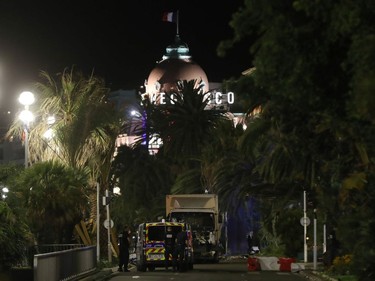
top-left (1, 186), bottom-right (9, 200)
top-left (18, 91), bottom-right (35, 168)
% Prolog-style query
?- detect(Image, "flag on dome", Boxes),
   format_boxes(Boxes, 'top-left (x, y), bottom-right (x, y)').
top-left (162, 11), bottom-right (177, 23)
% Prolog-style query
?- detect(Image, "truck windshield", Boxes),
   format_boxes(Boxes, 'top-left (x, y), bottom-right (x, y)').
top-left (170, 212), bottom-right (214, 231)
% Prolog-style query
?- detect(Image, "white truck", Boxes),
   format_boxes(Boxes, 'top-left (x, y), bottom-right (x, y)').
top-left (166, 194), bottom-right (222, 262)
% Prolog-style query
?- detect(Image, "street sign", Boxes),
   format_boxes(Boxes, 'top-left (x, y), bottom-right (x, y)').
top-left (104, 219), bottom-right (114, 229)
top-left (300, 217), bottom-right (311, 226)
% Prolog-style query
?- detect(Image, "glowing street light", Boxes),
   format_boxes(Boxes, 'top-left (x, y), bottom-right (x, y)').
top-left (19, 110), bottom-right (34, 124)
top-left (18, 91), bottom-right (35, 168)
top-left (1, 186), bottom-right (9, 200)
top-left (18, 91), bottom-right (35, 108)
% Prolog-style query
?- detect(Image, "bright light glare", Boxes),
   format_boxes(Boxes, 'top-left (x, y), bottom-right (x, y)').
top-left (1, 187), bottom-right (8, 199)
top-left (113, 186), bottom-right (121, 195)
top-left (19, 109), bottom-right (34, 124)
top-left (43, 128), bottom-right (54, 139)
top-left (130, 110), bottom-right (143, 118)
top-left (18, 91), bottom-right (35, 106)
top-left (47, 115), bottom-right (56, 125)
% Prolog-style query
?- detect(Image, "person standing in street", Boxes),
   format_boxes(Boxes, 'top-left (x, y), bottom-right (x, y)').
top-left (247, 231), bottom-right (253, 254)
top-left (164, 226), bottom-right (175, 271)
top-left (173, 228), bottom-right (187, 272)
top-left (118, 226), bottom-right (131, 272)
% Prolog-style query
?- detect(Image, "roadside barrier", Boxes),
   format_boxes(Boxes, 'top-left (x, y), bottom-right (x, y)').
top-left (247, 257), bottom-right (261, 271)
top-left (34, 245), bottom-right (96, 281)
top-left (278, 257), bottom-right (296, 272)
top-left (248, 256), bottom-right (298, 272)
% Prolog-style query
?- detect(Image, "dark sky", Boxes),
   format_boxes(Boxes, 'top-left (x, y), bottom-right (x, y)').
top-left (0, 0), bottom-right (251, 125)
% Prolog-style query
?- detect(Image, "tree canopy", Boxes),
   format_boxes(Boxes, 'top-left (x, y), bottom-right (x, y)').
top-left (219, 0), bottom-right (375, 278)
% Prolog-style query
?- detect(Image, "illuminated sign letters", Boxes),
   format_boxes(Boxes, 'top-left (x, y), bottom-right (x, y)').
top-left (150, 91), bottom-right (235, 105)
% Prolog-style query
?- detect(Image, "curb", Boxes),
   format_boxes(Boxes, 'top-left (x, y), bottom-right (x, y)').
top-left (299, 270), bottom-right (339, 281)
top-left (312, 271), bottom-right (339, 281)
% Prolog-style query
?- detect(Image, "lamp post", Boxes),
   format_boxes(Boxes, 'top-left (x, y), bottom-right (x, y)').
top-left (313, 209), bottom-right (317, 270)
top-left (106, 189), bottom-right (112, 262)
top-left (18, 91), bottom-right (35, 168)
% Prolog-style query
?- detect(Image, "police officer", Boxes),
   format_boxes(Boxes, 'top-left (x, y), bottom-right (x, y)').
top-left (165, 226), bottom-right (175, 271)
top-left (173, 228), bottom-right (187, 272)
top-left (118, 226), bottom-right (131, 272)
top-left (247, 231), bottom-right (253, 254)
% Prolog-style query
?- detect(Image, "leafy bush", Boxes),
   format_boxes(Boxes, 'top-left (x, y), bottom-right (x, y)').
top-left (0, 201), bottom-right (33, 269)
top-left (328, 254), bottom-right (353, 275)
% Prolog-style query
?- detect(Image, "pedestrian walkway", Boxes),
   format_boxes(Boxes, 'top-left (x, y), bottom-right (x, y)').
top-left (76, 267), bottom-right (114, 281)
top-left (77, 264), bottom-right (135, 281)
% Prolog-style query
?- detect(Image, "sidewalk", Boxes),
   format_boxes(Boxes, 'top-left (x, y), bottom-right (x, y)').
top-left (77, 263), bottom-right (137, 281)
top-left (76, 267), bottom-right (115, 281)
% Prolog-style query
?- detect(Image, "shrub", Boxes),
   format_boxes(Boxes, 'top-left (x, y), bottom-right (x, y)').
top-left (0, 201), bottom-right (33, 268)
top-left (328, 254), bottom-right (353, 275)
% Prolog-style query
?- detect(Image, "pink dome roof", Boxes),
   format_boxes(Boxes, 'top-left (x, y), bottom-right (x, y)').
top-left (145, 35), bottom-right (209, 95)
top-left (146, 58), bottom-right (209, 94)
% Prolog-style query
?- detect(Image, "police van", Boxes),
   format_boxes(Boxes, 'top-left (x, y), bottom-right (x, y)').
top-left (135, 221), bottom-right (194, 271)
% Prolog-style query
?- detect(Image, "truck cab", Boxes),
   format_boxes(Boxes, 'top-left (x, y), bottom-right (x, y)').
top-left (135, 221), bottom-right (194, 272)
top-left (168, 210), bottom-right (221, 262)
top-left (166, 194), bottom-right (222, 263)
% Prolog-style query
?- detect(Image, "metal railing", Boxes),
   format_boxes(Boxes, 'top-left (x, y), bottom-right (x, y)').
top-left (33, 245), bottom-right (96, 281)
top-left (34, 244), bottom-right (87, 254)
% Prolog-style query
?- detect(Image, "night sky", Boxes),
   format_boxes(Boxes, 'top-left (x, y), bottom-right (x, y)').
top-left (0, 0), bottom-right (251, 126)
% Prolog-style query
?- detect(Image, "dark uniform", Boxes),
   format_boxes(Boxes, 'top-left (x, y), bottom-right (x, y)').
top-left (118, 229), bottom-right (130, 272)
top-left (247, 232), bottom-right (253, 254)
top-left (173, 230), bottom-right (187, 272)
top-left (165, 228), bottom-right (175, 271)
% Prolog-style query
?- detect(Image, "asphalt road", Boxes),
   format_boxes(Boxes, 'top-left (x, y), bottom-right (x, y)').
top-left (105, 261), bottom-right (311, 281)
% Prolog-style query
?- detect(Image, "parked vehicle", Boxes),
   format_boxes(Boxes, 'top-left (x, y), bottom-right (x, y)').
top-left (135, 221), bottom-right (194, 271)
top-left (166, 194), bottom-right (223, 262)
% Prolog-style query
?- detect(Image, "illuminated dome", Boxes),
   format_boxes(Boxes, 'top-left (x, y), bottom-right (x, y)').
top-left (145, 35), bottom-right (209, 96)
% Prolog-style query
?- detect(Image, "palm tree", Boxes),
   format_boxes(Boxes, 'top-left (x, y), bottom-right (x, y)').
top-left (109, 79), bottom-right (232, 225)
top-left (171, 116), bottom-right (251, 199)
top-left (0, 200), bottom-right (32, 268)
top-left (7, 67), bottom-right (121, 171)
top-left (6, 67), bottom-right (122, 256)
top-left (150, 79), bottom-right (227, 181)
top-left (110, 144), bottom-right (175, 228)
top-left (14, 161), bottom-right (88, 243)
